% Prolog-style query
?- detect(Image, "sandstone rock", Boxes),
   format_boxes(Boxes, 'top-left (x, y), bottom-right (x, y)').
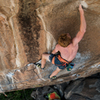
top-left (0, 0), bottom-right (100, 93)
top-left (0, 0), bottom-right (27, 71)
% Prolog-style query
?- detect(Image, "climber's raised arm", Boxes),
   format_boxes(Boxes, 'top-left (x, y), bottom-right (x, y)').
top-left (72, 5), bottom-right (86, 46)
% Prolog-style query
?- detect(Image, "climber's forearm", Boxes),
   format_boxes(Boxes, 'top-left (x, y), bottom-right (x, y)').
top-left (72, 5), bottom-right (86, 45)
top-left (79, 9), bottom-right (86, 33)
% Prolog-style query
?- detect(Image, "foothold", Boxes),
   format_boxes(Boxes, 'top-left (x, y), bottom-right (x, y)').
top-left (77, 74), bottom-right (80, 77)
top-left (81, 1), bottom-right (88, 9)
top-left (72, 74), bottom-right (77, 77)
top-left (57, 79), bottom-right (64, 82)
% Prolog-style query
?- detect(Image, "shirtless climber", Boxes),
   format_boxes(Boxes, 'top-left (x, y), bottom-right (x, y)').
top-left (37, 5), bottom-right (86, 79)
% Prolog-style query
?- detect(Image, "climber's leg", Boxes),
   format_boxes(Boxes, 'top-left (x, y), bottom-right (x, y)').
top-left (50, 67), bottom-right (61, 78)
top-left (41, 54), bottom-right (50, 69)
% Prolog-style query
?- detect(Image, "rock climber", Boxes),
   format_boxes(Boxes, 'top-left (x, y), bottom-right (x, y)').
top-left (37, 4), bottom-right (86, 79)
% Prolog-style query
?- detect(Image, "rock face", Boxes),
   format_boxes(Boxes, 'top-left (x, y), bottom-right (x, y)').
top-left (0, 0), bottom-right (100, 93)
top-left (0, 0), bottom-right (27, 71)
top-left (64, 74), bottom-right (100, 100)
top-left (31, 73), bottom-right (100, 100)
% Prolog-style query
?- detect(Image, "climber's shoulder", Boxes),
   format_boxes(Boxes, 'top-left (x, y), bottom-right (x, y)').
top-left (72, 31), bottom-right (85, 46)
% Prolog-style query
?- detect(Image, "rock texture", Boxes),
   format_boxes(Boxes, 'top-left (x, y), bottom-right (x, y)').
top-left (0, 0), bottom-right (100, 93)
top-left (0, 0), bottom-right (27, 71)
top-left (64, 74), bottom-right (100, 100)
top-left (31, 73), bottom-right (100, 100)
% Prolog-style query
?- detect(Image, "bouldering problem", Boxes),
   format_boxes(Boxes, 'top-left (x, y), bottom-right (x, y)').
top-left (0, 0), bottom-right (100, 94)
top-left (36, 4), bottom-right (86, 80)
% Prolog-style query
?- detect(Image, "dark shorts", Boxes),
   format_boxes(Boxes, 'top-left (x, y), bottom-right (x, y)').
top-left (49, 54), bottom-right (68, 69)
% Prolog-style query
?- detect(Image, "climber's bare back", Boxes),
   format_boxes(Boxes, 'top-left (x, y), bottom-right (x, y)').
top-left (55, 43), bottom-right (78, 62)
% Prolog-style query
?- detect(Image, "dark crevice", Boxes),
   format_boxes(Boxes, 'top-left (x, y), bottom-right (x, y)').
top-left (17, 0), bottom-right (41, 63)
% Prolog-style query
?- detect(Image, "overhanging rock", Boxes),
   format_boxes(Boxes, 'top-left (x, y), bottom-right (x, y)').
top-left (0, 54), bottom-right (100, 93)
top-left (0, 0), bottom-right (100, 93)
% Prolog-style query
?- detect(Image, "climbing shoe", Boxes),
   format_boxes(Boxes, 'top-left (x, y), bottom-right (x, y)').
top-left (48, 75), bottom-right (57, 80)
top-left (36, 63), bottom-right (45, 70)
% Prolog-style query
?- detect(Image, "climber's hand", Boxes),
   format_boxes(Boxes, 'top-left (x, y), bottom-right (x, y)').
top-left (79, 4), bottom-right (84, 14)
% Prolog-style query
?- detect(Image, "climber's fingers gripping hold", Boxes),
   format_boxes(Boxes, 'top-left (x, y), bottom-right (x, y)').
top-left (79, 4), bottom-right (84, 14)
top-left (79, 4), bottom-right (83, 11)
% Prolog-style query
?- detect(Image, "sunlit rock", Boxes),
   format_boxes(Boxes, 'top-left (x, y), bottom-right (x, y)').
top-left (0, 0), bottom-right (100, 93)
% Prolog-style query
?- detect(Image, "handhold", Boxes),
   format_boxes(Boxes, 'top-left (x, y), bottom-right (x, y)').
top-left (81, 1), bottom-right (88, 9)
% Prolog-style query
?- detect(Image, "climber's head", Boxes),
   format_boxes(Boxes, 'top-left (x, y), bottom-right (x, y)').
top-left (58, 33), bottom-right (72, 47)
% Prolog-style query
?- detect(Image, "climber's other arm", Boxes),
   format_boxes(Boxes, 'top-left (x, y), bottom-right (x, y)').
top-left (52, 45), bottom-right (58, 54)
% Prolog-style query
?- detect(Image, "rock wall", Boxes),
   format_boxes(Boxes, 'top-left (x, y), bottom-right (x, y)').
top-left (31, 73), bottom-right (100, 100)
top-left (64, 74), bottom-right (100, 100)
top-left (0, 0), bottom-right (100, 93)
top-left (0, 0), bottom-right (27, 71)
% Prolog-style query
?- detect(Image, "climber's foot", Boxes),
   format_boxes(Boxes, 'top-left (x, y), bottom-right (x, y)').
top-left (48, 75), bottom-right (57, 80)
top-left (36, 63), bottom-right (45, 70)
